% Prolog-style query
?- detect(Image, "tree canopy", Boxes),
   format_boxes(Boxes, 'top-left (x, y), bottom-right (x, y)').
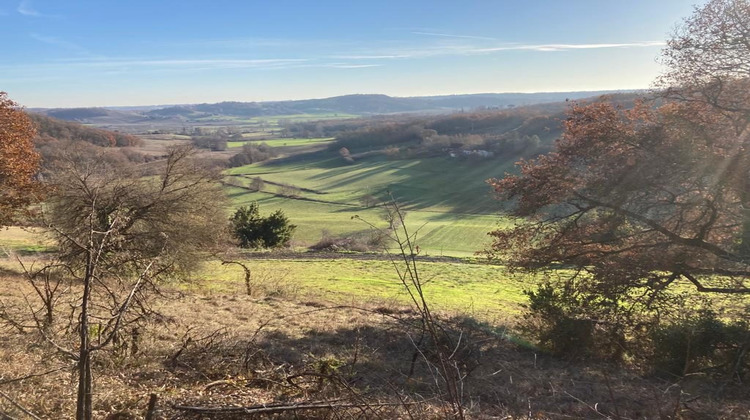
top-left (488, 0), bottom-right (750, 298)
top-left (0, 92), bottom-right (40, 226)
top-left (48, 145), bottom-right (227, 273)
top-left (44, 145), bottom-right (227, 419)
top-left (657, 0), bottom-right (750, 114)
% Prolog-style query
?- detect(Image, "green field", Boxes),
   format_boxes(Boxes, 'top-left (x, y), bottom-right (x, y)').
top-left (192, 258), bottom-right (528, 321)
top-left (225, 150), bottom-right (517, 256)
top-left (227, 137), bottom-right (335, 148)
top-left (0, 227), bottom-right (528, 323)
top-left (0, 227), bottom-right (53, 254)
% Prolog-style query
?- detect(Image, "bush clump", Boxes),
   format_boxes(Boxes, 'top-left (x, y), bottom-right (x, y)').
top-left (650, 309), bottom-right (750, 379)
top-left (309, 230), bottom-right (387, 253)
top-left (230, 203), bottom-right (296, 249)
top-left (228, 143), bottom-right (278, 167)
top-left (520, 281), bottom-right (628, 361)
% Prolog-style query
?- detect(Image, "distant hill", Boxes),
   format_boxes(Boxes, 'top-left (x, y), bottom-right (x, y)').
top-left (31, 90), bottom-right (638, 126)
top-left (148, 91), bottom-right (633, 118)
top-left (45, 108), bottom-right (111, 120)
top-left (33, 107), bottom-right (148, 125)
top-left (286, 92), bottom-right (646, 151)
top-left (29, 113), bottom-right (143, 147)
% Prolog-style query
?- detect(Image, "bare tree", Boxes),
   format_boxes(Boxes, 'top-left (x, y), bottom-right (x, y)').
top-left (40, 145), bottom-right (227, 420)
top-left (657, 0), bottom-right (750, 115)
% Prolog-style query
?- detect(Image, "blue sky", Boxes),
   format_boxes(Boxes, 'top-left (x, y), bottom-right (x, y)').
top-left (1, 0), bottom-right (697, 107)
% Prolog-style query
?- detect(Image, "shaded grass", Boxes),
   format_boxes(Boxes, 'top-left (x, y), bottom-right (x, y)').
top-left (227, 153), bottom-right (514, 213)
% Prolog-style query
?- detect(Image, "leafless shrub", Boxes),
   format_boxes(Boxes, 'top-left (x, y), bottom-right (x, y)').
top-left (356, 197), bottom-right (466, 419)
top-left (309, 229), bottom-right (387, 252)
top-left (277, 183), bottom-right (301, 198)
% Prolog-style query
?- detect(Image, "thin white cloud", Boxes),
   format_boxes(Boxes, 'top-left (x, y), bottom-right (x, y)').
top-left (472, 41), bottom-right (666, 53)
top-left (412, 31), bottom-right (497, 41)
top-left (92, 58), bottom-right (308, 68)
top-left (17, 1), bottom-right (62, 18)
top-left (332, 54), bottom-right (411, 60)
top-left (335, 40), bottom-right (667, 61)
top-left (325, 64), bottom-right (382, 69)
top-left (31, 34), bottom-right (90, 55)
top-left (0, 57), bottom-right (317, 77)
top-left (167, 37), bottom-right (350, 49)
top-left (2, 38), bottom-right (666, 80)
top-left (17, 0), bottom-right (40, 16)
top-left (31, 58), bottom-right (312, 73)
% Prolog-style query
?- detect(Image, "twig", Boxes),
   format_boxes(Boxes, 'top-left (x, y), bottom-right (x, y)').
top-left (563, 391), bottom-right (608, 419)
top-left (173, 400), bottom-right (415, 415)
top-left (0, 409), bottom-right (19, 420)
top-left (0, 391), bottom-right (42, 420)
top-left (0, 367), bottom-right (68, 386)
top-left (221, 260), bottom-right (252, 296)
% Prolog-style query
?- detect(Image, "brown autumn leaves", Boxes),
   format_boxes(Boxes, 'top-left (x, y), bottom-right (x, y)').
top-left (488, 0), bottom-right (750, 296)
top-left (0, 92), bottom-right (41, 227)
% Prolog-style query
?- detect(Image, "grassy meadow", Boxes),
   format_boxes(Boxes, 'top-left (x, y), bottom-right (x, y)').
top-left (0, 227), bottom-right (53, 254)
top-left (225, 150), bottom-right (518, 256)
top-left (186, 113), bottom-right (358, 135)
top-left (0, 224), bottom-right (529, 325)
top-left (195, 258), bottom-right (529, 320)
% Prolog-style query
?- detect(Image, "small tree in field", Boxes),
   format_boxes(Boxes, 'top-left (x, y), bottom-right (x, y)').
top-left (230, 203), bottom-right (295, 249)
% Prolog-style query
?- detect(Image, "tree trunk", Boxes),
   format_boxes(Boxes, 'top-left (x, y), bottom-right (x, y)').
top-left (76, 253), bottom-right (94, 420)
top-left (76, 349), bottom-right (92, 420)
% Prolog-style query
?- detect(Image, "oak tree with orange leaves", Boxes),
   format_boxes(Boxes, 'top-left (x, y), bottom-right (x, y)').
top-left (486, 1), bottom-right (750, 365)
top-left (0, 92), bottom-right (40, 226)
top-left (490, 99), bottom-right (750, 296)
top-left (489, 0), bottom-right (750, 304)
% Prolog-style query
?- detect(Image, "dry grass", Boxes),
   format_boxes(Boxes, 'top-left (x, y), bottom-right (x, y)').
top-left (1, 263), bottom-right (749, 419)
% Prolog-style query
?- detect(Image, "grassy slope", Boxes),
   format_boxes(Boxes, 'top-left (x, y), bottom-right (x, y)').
top-left (198, 258), bottom-right (529, 322)
top-left (226, 150), bottom-right (517, 256)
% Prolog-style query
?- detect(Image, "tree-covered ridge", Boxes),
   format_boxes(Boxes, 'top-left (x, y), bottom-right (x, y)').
top-left (143, 91), bottom-right (628, 119)
top-left (29, 113), bottom-right (143, 147)
top-left (302, 93), bottom-right (642, 160)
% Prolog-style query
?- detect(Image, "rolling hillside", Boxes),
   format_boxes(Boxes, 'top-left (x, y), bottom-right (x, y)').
top-left (224, 148), bottom-right (517, 256)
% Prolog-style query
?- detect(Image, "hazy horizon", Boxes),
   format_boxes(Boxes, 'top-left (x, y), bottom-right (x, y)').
top-left (27, 88), bottom-right (640, 110)
top-left (2, 0), bottom-right (697, 108)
